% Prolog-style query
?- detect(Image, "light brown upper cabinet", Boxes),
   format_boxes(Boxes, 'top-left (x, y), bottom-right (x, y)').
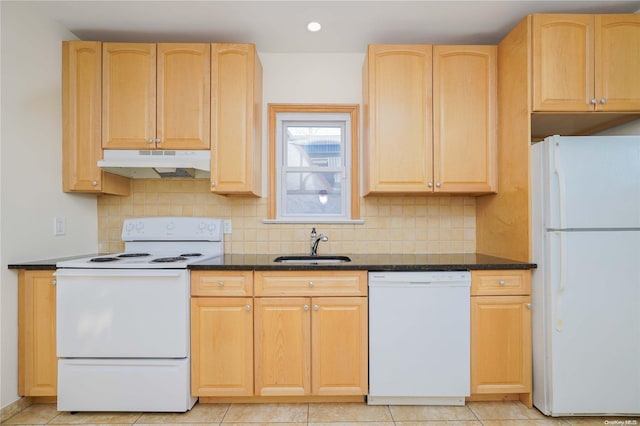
top-left (102, 43), bottom-right (210, 150)
top-left (433, 45), bottom-right (497, 193)
top-left (62, 41), bottom-right (129, 195)
top-left (210, 44), bottom-right (262, 196)
top-left (363, 44), bottom-right (497, 195)
top-left (532, 14), bottom-right (640, 112)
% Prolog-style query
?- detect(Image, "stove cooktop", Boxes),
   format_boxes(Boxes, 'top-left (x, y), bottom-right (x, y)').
top-left (56, 217), bottom-right (225, 269)
top-left (57, 252), bottom-right (223, 269)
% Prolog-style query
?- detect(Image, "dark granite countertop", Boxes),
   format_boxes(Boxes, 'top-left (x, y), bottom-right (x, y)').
top-left (189, 253), bottom-right (536, 271)
top-left (7, 254), bottom-right (103, 270)
top-left (8, 253), bottom-right (536, 271)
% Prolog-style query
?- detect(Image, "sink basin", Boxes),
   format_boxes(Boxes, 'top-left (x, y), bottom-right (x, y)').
top-left (273, 255), bottom-right (351, 264)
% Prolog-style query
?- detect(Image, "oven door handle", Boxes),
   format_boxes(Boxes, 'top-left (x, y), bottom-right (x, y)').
top-left (54, 269), bottom-right (185, 278)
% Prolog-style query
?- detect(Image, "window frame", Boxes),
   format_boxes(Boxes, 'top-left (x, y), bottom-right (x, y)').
top-left (267, 104), bottom-right (360, 221)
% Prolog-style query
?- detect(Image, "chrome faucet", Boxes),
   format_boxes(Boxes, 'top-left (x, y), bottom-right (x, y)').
top-left (310, 227), bottom-right (328, 256)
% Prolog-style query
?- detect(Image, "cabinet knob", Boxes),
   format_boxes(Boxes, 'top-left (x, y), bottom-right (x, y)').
top-left (600, 98), bottom-right (607, 104)
top-left (435, 182), bottom-right (441, 188)
top-left (51, 279), bottom-right (57, 285)
top-left (91, 180), bottom-right (98, 186)
top-left (303, 304), bottom-right (309, 311)
top-left (211, 182), bottom-right (216, 187)
top-left (526, 303), bottom-right (532, 309)
top-left (313, 304), bottom-right (319, 311)
top-left (499, 280), bottom-right (506, 286)
top-left (428, 182), bottom-right (433, 188)
top-left (245, 305), bottom-right (251, 311)
top-left (155, 138), bottom-right (161, 143)
top-left (590, 98), bottom-right (597, 105)
top-left (217, 281), bottom-right (224, 287)
top-left (308, 281), bottom-right (314, 287)
top-left (147, 138), bottom-right (154, 144)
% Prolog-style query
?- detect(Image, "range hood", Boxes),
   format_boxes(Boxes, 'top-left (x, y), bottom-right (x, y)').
top-left (98, 150), bottom-right (211, 179)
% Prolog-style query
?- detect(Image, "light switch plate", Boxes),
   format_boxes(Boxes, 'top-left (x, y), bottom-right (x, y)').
top-left (223, 219), bottom-right (232, 234)
top-left (54, 217), bottom-right (66, 236)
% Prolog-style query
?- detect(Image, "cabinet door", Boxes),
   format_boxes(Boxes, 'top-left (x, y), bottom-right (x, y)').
top-left (157, 43), bottom-right (210, 149)
top-left (433, 45), bottom-right (497, 193)
top-left (595, 14), bottom-right (640, 111)
top-left (18, 270), bottom-right (57, 396)
top-left (62, 41), bottom-right (130, 195)
top-left (191, 297), bottom-right (253, 396)
top-left (311, 297), bottom-right (368, 395)
top-left (103, 43), bottom-right (156, 149)
top-left (532, 14), bottom-right (594, 112)
top-left (254, 298), bottom-right (310, 396)
top-left (211, 43), bottom-right (262, 195)
top-left (363, 44), bottom-right (433, 194)
top-left (470, 295), bottom-right (532, 394)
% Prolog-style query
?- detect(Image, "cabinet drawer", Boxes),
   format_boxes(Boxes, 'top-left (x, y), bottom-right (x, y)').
top-left (255, 271), bottom-right (367, 297)
top-left (471, 270), bottom-right (531, 296)
top-left (191, 271), bottom-right (253, 296)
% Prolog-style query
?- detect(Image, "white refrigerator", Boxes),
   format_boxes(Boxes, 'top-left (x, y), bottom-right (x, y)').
top-left (531, 135), bottom-right (640, 416)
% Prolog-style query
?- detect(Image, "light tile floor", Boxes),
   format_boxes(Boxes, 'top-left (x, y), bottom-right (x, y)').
top-left (3, 401), bottom-right (639, 425)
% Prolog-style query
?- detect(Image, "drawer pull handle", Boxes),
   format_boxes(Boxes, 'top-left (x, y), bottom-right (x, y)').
top-left (499, 280), bottom-right (506, 286)
top-left (218, 281), bottom-right (224, 287)
top-left (308, 281), bottom-right (314, 287)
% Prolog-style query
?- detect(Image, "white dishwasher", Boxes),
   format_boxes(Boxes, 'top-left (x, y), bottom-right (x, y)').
top-left (368, 271), bottom-right (471, 406)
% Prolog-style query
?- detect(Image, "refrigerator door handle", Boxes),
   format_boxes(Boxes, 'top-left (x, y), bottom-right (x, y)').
top-left (552, 141), bottom-right (567, 230)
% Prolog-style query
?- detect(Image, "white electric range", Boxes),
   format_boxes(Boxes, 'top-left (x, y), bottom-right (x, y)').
top-left (55, 217), bottom-right (224, 412)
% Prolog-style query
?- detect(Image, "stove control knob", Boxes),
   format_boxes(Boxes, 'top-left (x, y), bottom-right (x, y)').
top-left (166, 222), bottom-right (175, 233)
top-left (125, 222), bottom-right (135, 232)
top-left (136, 222), bottom-right (144, 232)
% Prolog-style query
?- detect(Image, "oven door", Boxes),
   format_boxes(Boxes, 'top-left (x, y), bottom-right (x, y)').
top-left (56, 268), bottom-right (190, 358)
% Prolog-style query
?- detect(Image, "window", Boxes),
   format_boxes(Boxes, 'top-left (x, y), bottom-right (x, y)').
top-left (267, 104), bottom-right (360, 222)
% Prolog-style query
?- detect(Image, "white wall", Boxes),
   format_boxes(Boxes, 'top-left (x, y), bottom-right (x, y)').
top-left (595, 118), bottom-right (640, 135)
top-left (0, 2), bottom-right (99, 409)
top-left (258, 52), bottom-right (365, 194)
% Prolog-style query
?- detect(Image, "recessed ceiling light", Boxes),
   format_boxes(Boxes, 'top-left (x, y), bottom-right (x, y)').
top-left (307, 21), bottom-right (322, 32)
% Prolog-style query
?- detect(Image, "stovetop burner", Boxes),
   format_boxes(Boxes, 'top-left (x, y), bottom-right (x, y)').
top-left (179, 253), bottom-right (202, 257)
top-left (117, 253), bottom-right (151, 258)
top-left (151, 256), bottom-right (188, 263)
top-left (90, 257), bottom-right (120, 263)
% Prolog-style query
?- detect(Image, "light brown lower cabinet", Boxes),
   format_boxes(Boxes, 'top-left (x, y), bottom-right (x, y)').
top-left (190, 271), bottom-right (254, 396)
top-left (469, 270), bottom-right (532, 407)
top-left (191, 297), bottom-right (254, 396)
top-left (254, 296), bottom-right (368, 397)
top-left (18, 270), bottom-right (57, 396)
top-left (191, 270), bottom-right (368, 399)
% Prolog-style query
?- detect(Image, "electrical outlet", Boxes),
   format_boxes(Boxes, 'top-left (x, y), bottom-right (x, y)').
top-left (223, 219), bottom-right (232, 234)
top-left (54, 217), bottom-right (66, 236)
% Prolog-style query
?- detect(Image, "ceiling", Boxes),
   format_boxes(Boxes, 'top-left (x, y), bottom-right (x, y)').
top-left (23, 0), bottom-right (640, 53)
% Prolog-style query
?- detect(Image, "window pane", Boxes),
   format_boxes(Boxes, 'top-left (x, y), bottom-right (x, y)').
top-left (285, 126), bottom-right (342, 168)
top-left (284, 171), bottom-right (343, 215)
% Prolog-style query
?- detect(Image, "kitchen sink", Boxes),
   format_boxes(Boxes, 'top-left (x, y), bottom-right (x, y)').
top-left (273, 255), bottom-right (351, 264)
